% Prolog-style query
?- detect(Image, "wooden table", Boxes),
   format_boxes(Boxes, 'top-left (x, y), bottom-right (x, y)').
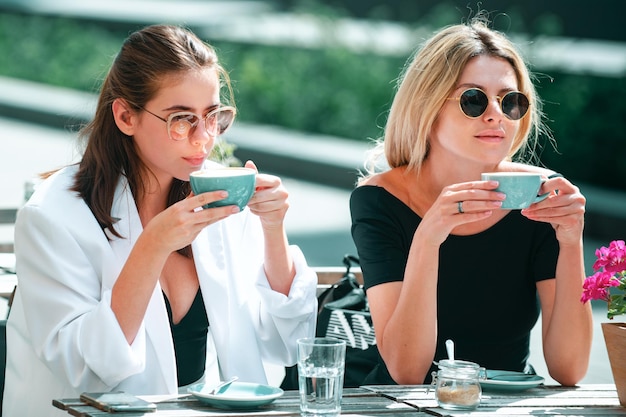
top-left (53, 384), bottom-right (626, 417)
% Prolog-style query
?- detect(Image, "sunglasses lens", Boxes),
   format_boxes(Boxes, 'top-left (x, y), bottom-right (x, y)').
top-left (459, 89), bottom-right (488, 118)
top-left (165, 108), bottom-right (236, 140)
top-left (169, 113), bottom-right (200, 141)
top-left (207, 108), bottom-right (235, 136)
top-left (501, 92), bottom-right (530, 120)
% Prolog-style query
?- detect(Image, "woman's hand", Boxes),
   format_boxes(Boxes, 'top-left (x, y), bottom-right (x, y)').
top-left (243, 160), bottom-right (294, 294)
top-left (244, 160), bottom-right (289, 229)
top-left (143, 190), bottom-right (240, 254)
top-left (418, 180), bottom-right (505, 246)
top-left (521, 176), bottom-right (585, 245)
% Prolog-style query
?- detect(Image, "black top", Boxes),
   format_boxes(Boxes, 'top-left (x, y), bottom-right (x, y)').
top-left (164, 289), bottom-right (209, 387)
top-left (350, 185), bottom-right (559, 384)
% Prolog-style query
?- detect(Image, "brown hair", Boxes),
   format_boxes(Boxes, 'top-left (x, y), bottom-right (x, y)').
top-left (72, 25), bottom-right (234, 238)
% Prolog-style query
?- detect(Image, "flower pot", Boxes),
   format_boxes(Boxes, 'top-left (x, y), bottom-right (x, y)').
top-left (602, 322), bottom-right (626, 406)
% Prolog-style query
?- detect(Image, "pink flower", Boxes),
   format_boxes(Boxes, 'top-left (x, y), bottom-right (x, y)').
top-left (593, 240), bottom-right (626, 274)
top-left (581, 271), bottom-right (619, 303)
top-left (582, 239), bottom-right (626, 320)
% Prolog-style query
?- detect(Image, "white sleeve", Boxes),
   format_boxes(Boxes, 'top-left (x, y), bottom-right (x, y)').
top-left (253, 245), bottom-right (318, 365)
top-left (15, 204), bottom-right (147, 391)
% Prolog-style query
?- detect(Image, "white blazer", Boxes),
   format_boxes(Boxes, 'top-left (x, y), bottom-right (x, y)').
top-left (3, 165), bottom-right (318, 417)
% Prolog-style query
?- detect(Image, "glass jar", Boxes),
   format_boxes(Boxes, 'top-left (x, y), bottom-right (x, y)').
top-left (432, 359), bottom-right (486, 411)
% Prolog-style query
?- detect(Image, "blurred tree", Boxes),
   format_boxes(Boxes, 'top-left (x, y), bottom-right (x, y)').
top-left (277, 0), bottom-right (625, 41)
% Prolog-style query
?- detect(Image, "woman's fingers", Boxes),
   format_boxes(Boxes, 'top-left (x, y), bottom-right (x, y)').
top-left (452, 197), bottom-right (504, 215)
top-left (522, 177), bottom-right (585, 243)
top-left (191, 190), bottom-right (228, 208)
top-left (442, 181), bottom-right (505, 214)
top-left (417, 181), bottom-right (505, 245)
top-left (248, 181), bottom-right (289, 226)
top-left (147, 191), bottom-right (239, 252)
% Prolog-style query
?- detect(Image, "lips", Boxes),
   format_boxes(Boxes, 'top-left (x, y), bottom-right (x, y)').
top-left (185, 154), bottom-right (208, 166)
top-left (475, 130), bottom-right (505, 142)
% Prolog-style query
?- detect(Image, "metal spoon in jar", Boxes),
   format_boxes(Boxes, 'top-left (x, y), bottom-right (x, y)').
top-left (446, 339), bottom-right (455, 362)
top-left (445, 339), bottom-right (457, 390)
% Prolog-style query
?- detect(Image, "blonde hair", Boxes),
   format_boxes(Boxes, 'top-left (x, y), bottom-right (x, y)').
top-left (362, 17), bottom-right (545, 180)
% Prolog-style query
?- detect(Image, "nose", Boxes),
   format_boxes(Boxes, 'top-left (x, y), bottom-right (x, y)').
top-left (483, 96), bottom-right (504, 122)
top-left (189, 122), bottom-right (214, 147)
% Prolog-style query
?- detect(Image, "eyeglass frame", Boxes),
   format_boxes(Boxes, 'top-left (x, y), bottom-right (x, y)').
top-left (446, 88), bottom-right (530, 121)
top-left (139, 105), bottom-right (237, 141)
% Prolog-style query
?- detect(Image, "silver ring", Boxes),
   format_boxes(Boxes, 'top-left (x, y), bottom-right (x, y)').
top-left (457, 201), bottom-right (464, 214)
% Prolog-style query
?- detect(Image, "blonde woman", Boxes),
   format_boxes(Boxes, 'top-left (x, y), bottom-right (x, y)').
top-left (350, 17), bottom-right (592, 386)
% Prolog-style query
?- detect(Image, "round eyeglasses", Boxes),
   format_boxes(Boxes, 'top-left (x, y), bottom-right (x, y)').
top-left (141, 106), bottom-right (237, 141)
top-left (447, 88), bottom-right (530, 121)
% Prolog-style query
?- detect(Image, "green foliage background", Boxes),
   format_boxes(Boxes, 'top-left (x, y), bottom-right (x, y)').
top-left (0, 11), bottom-right (624, 191)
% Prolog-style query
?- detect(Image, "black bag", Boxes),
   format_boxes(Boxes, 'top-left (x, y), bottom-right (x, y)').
top-left (281, 255), bottom-right (380, 389)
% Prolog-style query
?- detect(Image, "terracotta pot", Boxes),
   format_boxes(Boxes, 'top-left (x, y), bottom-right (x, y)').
top-left (602, 322), bottom-right (626, 406)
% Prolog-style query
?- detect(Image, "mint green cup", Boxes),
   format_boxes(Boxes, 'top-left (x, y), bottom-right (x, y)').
top-left (481, 172), bottom-right (549, 209)
top-left (190, 167), bottom-right (256, 210)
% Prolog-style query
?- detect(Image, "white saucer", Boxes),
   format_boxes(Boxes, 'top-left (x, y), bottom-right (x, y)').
top-left (188, 381), bottom-right (284, 409)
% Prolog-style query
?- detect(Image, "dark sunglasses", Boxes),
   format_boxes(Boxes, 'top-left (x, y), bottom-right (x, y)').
top-left (447, 88), bottom-right (530, 120)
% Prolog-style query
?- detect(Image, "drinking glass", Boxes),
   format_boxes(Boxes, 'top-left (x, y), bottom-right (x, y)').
top-left (297, 337), bottom-right (346, 417)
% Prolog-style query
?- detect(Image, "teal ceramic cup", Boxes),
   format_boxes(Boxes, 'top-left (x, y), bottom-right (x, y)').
top-left (190, 167), bottom-right (256, 210)
top-left (481, 172), bottom-right (549, 209)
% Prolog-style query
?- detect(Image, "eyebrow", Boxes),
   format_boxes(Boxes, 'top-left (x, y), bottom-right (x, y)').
top-left (161, 103), bottom-right (221, 113)
top-left (455, 83), bottom-right (518, 94)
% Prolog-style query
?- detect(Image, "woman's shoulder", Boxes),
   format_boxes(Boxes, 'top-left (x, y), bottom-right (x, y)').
top-left (356, 167), bottom-right (411, 192)
top-left (26, 166), bottom-right (79, 206)
top-left (358, 166), bottom-right (400, 186)
top-left (17, 166), bottom-right (102, 239)
top-left (351, 183), bottom-right (388, 201)
top-left (351, 170), bottom-right (414, 218)
top-left (352, 171), bottom-right (397, 202)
